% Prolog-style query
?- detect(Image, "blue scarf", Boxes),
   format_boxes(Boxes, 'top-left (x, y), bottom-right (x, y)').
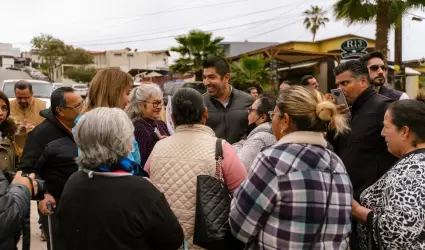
top-left (94, 157), bottom-right (148, 177)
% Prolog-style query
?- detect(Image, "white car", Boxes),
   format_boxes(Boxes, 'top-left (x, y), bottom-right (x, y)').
top-left (72, 84), bottom-right (88, 96)
top-left (1, 79), bottom-right (53, 108)
top-left (52, 82), bottom-right (64, 91)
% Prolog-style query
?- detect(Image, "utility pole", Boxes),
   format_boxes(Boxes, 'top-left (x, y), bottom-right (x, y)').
top-left (394, 17), bottom-right (404, 91)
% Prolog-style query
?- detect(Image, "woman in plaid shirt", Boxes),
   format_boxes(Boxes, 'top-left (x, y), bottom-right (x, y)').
top-left (229, 86), bottom-right (353, 249)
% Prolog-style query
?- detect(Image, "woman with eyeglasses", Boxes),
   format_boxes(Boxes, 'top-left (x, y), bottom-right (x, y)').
top-left (229, 86), bottom-right (353, 249)
top-left (232, 93), bottom-right (277, 170)
top-left (126, 83), bottom-right (170, 168)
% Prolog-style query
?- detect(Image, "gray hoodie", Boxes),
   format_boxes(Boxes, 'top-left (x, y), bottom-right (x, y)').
top-left (232, 122), bottom-right (276, 170)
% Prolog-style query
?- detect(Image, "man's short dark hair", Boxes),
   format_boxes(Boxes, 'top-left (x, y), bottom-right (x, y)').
top-left (301, 75), bottom-right (314, 86)
top-left (359, 51), bottom-right (384, 65)
top-left (14, 80), bottom-right (33, 93)
top-left (333, 60), bottom-right (369, 80)
top-left (247, 87), bottom-right (257, 93)
top-left (51, 87), bottom-right (75, 115)
top-left (202, 55), bottom-right (230, 78)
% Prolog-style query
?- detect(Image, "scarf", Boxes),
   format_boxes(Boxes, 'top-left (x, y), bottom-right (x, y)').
top-left (94, 157), bottom-right (148, 177)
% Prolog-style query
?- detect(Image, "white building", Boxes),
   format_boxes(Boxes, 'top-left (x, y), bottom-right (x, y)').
top-left (52, 48), bottom-right (170, 85)
top-left (0, 43), bottom-right (20, 68)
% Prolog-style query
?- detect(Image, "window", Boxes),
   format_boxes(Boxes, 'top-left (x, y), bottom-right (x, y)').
top-left (114, 53), bottom-right (122, 56)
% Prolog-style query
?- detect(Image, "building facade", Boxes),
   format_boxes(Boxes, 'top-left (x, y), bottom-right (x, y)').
top-left (0, 43), bottom-right (20, 68)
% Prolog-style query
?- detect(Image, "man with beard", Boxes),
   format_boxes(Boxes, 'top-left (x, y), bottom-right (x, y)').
top-left (202, 55), bottom-right (253, 144)
top-left (360, 52), bottom-right (409, 101)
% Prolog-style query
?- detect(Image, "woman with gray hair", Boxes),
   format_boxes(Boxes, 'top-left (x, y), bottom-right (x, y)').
top-left (125, 83), bottom-right (170, 167)
top-left (56, 107), bottom-right (184, 250)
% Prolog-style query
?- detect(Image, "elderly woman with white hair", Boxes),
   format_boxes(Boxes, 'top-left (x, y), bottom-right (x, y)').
top-left (56, 107), bottom-right (184, 250)
top-left (126, 83), bottom-right (170, 167)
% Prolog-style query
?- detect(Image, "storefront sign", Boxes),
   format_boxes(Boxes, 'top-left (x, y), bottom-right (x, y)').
top-left (340, 38), bottom-right (368, 59)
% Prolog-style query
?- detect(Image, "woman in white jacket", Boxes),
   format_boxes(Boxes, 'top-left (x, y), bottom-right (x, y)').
top-left (233, 94), bottom-right (277, 170)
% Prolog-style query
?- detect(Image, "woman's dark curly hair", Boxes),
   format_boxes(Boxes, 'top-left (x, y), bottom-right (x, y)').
top-left (171, 87), bottom-right (205, 126)
top-left (0, 91), bottom-right (17, 139)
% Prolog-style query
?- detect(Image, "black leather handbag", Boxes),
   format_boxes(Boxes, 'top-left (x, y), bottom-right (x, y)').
top-left (193, 138), bottom-right (244, 250)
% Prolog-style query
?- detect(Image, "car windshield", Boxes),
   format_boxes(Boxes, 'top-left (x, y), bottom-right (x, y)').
top-left (73, 85), bottom-right (87, 89)
top-left (3, 81), bottom-right (52, 98)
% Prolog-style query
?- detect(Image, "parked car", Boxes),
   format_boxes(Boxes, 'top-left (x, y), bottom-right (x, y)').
top-left (72, 83), bottom-right (88, 96)
top-left (6, 66), bottom-right (22, 71)
top-left (1, 79), bottom-right (53, 108)
top-left (52, 82), bottom-right (64, 91)
top-left (32, 72), bottom-right (49, 81)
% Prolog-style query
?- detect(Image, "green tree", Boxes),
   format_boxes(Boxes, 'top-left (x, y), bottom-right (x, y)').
top-left (65, 66), bottom-right (98, 83)
top-left (230, 55), bottom-right (275, 91)
top-left (31, 34), bottom-right (94, 79)
top-left (31, 34), bottom-right (68, 79)
top-left (333, 0), bottom-right (425, 62)
top-left (170, 30), bottom-right (224, 81)
top-left (63, 47), bottom-right (94, 64)
top-left (303, 5), bottom-right (330, 42)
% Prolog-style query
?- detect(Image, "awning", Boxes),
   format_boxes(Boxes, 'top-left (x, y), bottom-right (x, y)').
top-left (388, 65), bottom-right (421, 76)
top-left (277, 61), bottom-right (319, 72)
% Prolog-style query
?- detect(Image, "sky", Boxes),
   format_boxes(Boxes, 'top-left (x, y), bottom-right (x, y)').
top-left (1, 0), bottom-right (424, 62)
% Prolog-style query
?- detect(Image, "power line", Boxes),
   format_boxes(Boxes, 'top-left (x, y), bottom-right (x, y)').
top-left (64, 2), bottom-right (305, 44)
top-left (246, 18), bottom-right (304, 40)
top-left (75, 16), bottom-right (304, 47)
top-left (230, 0), bottom-right (316, 37)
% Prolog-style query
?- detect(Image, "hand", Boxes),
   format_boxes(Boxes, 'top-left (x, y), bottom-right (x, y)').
top-left (11, 171), bottom-right (34, 194)
top-left (352, 199), bottom-right (361, 211)
top-left (336, 104), bottom-right (350, 116)
top-left (39, 194), bottom-right (56, 216)
top-left (25, 124), bottom-right (35, 133)
top-left (159, 135), bottom-right (167, 140)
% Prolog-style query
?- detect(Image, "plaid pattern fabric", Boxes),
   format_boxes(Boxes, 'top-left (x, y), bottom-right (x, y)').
top-left (229, 141), bottom-right (353, 249)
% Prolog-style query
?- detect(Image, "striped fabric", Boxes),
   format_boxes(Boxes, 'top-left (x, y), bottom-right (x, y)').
top-left (229, 138), bottom-right (353, 249)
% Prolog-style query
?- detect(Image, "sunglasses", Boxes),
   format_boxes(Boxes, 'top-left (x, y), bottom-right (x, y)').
top-left (369, 65), bottom-right (388, 72)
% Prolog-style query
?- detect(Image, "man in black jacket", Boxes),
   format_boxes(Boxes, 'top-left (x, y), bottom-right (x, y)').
top-left (202, 55), bottom-right (253, 144)
top-left (19, 87), bottom-right (83, 250)
top-left (329, 60), bottom-right (398, 250)
top-left (359, 52), bottom-right (409, 101)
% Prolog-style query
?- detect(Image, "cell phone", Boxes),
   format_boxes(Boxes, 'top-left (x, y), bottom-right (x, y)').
top-left (330, 89), bottom-right (351, 116)
top-left (330, 89), bottom-right (348, 106)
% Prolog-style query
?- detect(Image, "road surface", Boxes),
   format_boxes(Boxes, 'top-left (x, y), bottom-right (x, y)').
top-left (17, 201), bottom-right (47, 250)
top-left (0, 68), bottom-right (31, 84)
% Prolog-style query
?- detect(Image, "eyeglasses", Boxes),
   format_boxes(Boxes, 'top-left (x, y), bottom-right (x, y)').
top-left (248, 108), bottom-right (257, 113)
top-left (268, 111), bottom-right (281, 120)
top-left (143, 101), bottom-right (163, 108)
top-left (64, 102), bottom-right (83, 111)
top-left (369, 65), bottom-right (388, 72)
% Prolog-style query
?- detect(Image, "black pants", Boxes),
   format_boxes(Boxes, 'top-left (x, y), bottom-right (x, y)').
top-left (41, 212), bottom-right (66, 250)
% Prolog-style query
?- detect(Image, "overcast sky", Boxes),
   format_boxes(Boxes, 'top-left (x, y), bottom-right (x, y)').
top-left (1, 0), bottom-right (424, 61)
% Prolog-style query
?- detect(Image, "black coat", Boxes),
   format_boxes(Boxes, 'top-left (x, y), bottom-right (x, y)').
top-left (203, 87), bottom-right (253, 144)
top-left (328, 87), bottom-right (398, 200)
top-left (57, 170), bottom-right (184, 250)
top-left (18, 109), bottom-right (78, 201)
top-left (0, 171), bottom-right (31, 250)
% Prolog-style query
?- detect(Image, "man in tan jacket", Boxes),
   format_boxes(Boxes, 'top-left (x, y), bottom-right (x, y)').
top-left (10, 80), bottom-right (47, 149)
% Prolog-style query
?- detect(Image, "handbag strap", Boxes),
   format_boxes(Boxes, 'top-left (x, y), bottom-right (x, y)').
top-left (374, 213), bottom-right (384, 250)
top-left (309, 168), bottom-right (334, 249)
top-left (215, 138), bottom-right (224, 182)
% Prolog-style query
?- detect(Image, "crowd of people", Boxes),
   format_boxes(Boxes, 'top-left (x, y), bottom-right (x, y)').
top-left (0, 52), bottom-right (425, 250)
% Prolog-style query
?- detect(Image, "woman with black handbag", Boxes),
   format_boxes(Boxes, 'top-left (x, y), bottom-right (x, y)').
top-left (144, 88), bottom-right (247, 250)
top-left (229, 86), bottom-right (353, 249)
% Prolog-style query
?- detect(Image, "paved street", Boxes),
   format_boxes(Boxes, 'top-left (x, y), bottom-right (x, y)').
top-left (17, 201), bottom-right (47, 250)
top-left (0, 68), bottom-right (31, 84)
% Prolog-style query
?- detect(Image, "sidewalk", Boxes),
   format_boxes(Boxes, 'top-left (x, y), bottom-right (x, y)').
top-left (17, 201), bottom-right (47, 250)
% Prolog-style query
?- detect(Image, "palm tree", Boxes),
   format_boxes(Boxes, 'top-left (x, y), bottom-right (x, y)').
top-left (230, 55), bottom-right (275, 91)
top-left (170, 30), bottom-right (224, 81)
top-left (303, 5), bottom-right (330, 42)
top-left (333, 0), bottom-right (425, 62)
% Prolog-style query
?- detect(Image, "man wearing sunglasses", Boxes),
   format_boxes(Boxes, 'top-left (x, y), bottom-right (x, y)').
top-left (360, 52), bottom-right (409, 101)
